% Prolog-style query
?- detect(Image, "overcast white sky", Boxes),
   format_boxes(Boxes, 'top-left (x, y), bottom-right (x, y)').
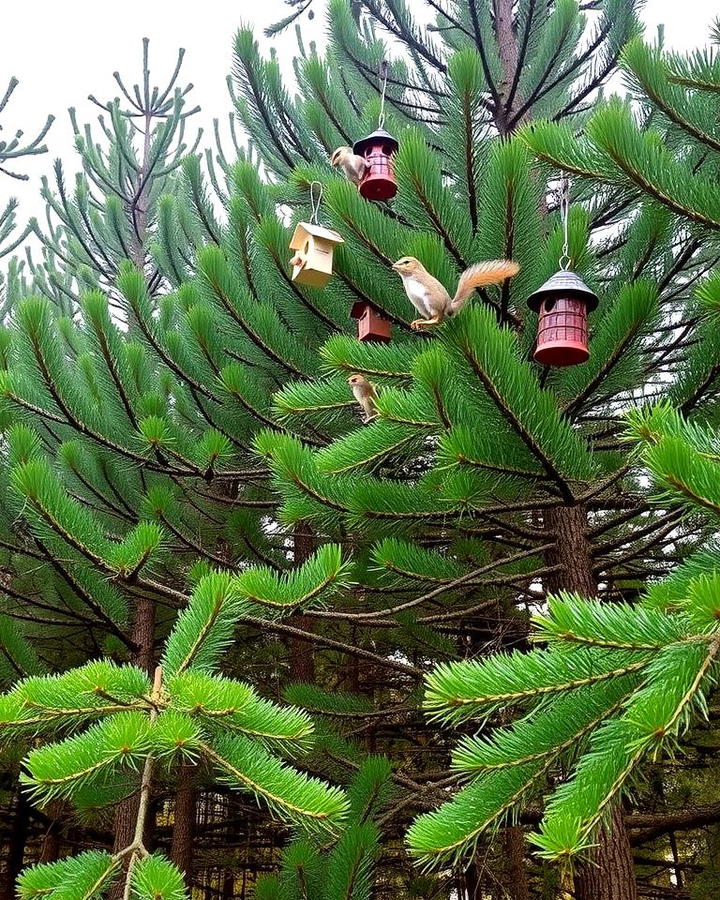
top-left (1, 1), bottom-right (718, 224)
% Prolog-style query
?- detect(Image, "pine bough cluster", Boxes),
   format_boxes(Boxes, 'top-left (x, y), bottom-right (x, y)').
top-left (4, 553), bottom-right (350, 898)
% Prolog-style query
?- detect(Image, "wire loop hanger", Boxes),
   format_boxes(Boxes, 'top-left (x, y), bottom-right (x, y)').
top-left (558, 176), bottom-right (571, 271)
top-left (309, 180), bottom-right (323, 225)
top-left (378, 59), bottom-right (389, 129)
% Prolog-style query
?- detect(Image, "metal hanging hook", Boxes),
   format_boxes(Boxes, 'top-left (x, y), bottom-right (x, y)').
top-left (558, 176), bottom-right (571, 271)
top-left (309, 180), bottom-right (323, 225)
top-left (378, 59), bottom-right (388, 129)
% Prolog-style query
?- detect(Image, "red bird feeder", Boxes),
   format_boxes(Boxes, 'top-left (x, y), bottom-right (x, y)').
top-left (353, 129), bottom-right (399, 201)
top-left (527, 270), bottom-right (598, 367)
top-left (351, 301), bottom-right (392, 343)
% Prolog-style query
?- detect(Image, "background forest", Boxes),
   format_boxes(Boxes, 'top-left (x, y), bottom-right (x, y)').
top-left (1, 2), bottom-right (720, 899)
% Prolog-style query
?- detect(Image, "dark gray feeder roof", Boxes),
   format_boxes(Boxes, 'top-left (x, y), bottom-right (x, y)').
top-left (353, 128), bottom-right (399, 157)
top-left (527, 269), bottom-right (599, 312)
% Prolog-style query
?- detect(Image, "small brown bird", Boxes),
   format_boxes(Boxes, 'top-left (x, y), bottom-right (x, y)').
top-left (331, 146), bottom-right (368, 186)
top-left (347, 373), bottom-right (379, 423)
top-left (392, 257), bottom-right (520, 329)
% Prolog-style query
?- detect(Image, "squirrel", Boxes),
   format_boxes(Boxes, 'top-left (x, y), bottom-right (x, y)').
top-left (347, 374), bottom-right (379, 423)
top-left (331, 146), bottom-right (368, 185)
top-left (391, 257), bottom-right (520, 329)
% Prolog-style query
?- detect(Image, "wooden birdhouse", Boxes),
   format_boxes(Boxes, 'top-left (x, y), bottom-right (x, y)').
top-left (288, 222), bottom-right (344, 288)
top-left (353, 128), bottom-right (399, 201)
top-left (351, 301), bottom-right (392, 343)
top-left (527, 270), bottom-right (598, 367)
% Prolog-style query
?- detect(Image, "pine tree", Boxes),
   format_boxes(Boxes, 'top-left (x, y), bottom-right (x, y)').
top-left (523, 22), bottom-right (720, 243)
top-left (0, 43), bottom-right (351, 894)
top-left (253, 755), bottom-right (392, 900)
top-left (1, 2), bottom-right (715, 897)
top-left (2, 566), bottom-right (347, 900)
top-left (24, 39), bottom-right (205, 314)
top-left (407, 396), bottom-right (720, 893)
top-left (243, 2), bottom-right (718, 897)
top-left (402, 24), bottom-right (720, 895)
top-left (0, 78), bottom-right (53, 319)
top-left (0, 80), bottom-right (54, 900)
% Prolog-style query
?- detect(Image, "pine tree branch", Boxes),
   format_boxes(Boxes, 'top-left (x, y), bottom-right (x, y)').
top-left (240, 615), bottom-right (421, 676)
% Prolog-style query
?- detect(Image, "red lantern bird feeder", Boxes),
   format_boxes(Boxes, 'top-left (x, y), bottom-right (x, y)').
top-left (351, 301), bottom-right (392, 343)
top-left (353, 128), bottom-right (399, 201)
top-left (527, 270), bottom-right (598, 367)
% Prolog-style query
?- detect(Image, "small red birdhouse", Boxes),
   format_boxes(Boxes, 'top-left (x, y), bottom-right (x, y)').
top-left (353, 129), bottom-right (399, 201)
top-left (351, 301), bottom-right (392, 343)
top-left (288, 222), bottom-right (344, 288)
top-left (527, 270), bottom-right (598, 367)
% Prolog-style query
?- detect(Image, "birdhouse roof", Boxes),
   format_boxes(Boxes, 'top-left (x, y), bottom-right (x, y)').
top-left (526, 269), bottom-right (599, 312)
top-left (350, 300), bottom-right (383, 319)
top-left (289, 222), bottom-right (345, 250)
top-left (353, 128), bottom-right (399, 156)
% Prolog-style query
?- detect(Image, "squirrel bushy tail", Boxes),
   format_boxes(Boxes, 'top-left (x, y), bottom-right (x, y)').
top-left (449, 259), bottom-right (520, 314)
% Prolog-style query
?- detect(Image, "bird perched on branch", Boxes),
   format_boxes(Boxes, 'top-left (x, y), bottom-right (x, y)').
top-left (347, 374), bottom-right (379, 423)
top-left (331, 146), bottom-right (368, 185)
top-left (392, 257), bottom-right (520, 329)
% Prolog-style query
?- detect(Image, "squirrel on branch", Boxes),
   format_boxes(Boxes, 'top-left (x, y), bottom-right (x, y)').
top-left (392, 257), bottom-right (520, 329)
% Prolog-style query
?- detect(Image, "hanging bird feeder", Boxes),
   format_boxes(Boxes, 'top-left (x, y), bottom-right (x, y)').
top-left (288, 182), bottom-right (344, 288)
top-left (353, 128), bottom-right (399, 201)
top-left (353, 61), bottom-right (399, 202)
top-left (527, 270), bottom-right (598, 367)
top-left (351, 301), bottom-right (392, 343)
top-left (527, 177), bottom-right (598, 367)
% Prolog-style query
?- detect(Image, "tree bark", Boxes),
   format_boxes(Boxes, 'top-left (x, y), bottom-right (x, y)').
top-left (573, 805), bottom-right (637, 900)
top-left (504, 825), bottom-right (530, 900)
top-left (289, 525), bottom-right (315, 682)
top-left (39, 817), bottom-right (61, 863)
top-left (0, 788), bottom-right (29, 900)
top-left (545, 505), bottom-right (637, 900)
top-left (170, 763), bottom-right (197, 883)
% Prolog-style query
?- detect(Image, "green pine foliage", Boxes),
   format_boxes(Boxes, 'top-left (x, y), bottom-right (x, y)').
top-left (0, 78), bottom-right (53, 316)
top-left (524, 31), bottom-right (720, 242)
top-left (239, 3), bottom-right (720, 895)
top-left (7, 565), bottom-right (348, 897)
top-left (23, 41), bottom-right (203, 312)
top-left (407, 407), bottom-right (720, 870)
top-left (1, 1), bottom-right (718, 897)
top-left (252, 756), bottom-right (391, 900)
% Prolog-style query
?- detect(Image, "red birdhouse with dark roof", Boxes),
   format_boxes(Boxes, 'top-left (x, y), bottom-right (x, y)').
top-left (353, 128), bottom-right (399, 202)
top-left (351, 301), bottom-right (392, 343)
top-left (527, 270), bottom-right (599, 367)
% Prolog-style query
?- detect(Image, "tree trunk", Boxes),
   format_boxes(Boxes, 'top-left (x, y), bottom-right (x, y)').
top-left (0, 788), bottom-right (29, 900)
top-left (222, 870), bottom-right (235, 899)
top-left (504, 825), bottom-right (529, 900)
top-left (545, 505), bottom-right (637, 900)
top-left (170, 764), bottom-right (197, 884)
top-left (39, 818), bottom-right (61, 863)
top-left (573, 805), bottom-right (637, 900)
top-left (111, 596), bottom-right (156, 897)
top-left (289, 525), bottom-right (315, 682)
